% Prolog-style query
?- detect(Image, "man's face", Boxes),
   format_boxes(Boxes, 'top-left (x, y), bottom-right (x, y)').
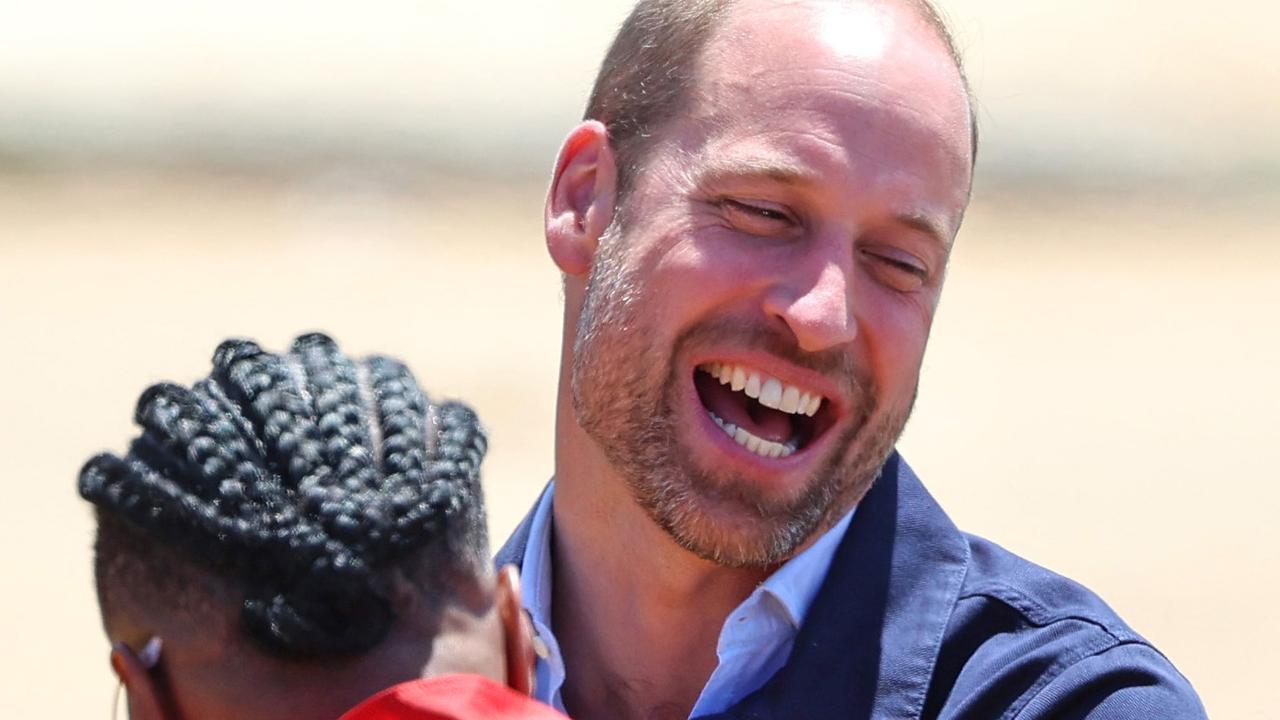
top-left (571, 0), bottom-right (974, 567)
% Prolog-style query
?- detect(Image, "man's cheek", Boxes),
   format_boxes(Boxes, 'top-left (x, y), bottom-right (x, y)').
top-left (862, 323), bottom-right (929, 403)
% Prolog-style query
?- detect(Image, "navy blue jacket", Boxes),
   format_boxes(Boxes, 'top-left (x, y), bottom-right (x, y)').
top-left (496, 453), bottom-right (1206, 719)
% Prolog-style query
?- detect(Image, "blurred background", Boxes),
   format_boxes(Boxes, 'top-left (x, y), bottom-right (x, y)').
top-left (1, 1), bottom-right (1275, 716)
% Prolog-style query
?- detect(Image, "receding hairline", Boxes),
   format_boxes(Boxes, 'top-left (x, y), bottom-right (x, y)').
top-left (694, 0), bottom-right (976, 158)
top-left (583, 0), bottom-right (977, 200)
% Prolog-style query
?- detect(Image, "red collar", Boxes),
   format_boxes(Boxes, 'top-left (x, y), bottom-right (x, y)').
top-left (340, 674), bottom-right (566, 720)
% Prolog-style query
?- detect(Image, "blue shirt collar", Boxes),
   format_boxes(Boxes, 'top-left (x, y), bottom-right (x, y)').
top-left (517, 479), bottom-right (856, 713)
top-left (758, 508), bottom-right (856, 628)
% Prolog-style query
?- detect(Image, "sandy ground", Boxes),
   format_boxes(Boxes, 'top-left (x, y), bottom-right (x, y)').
top-left (1, 171), bottom-right (1275, 717)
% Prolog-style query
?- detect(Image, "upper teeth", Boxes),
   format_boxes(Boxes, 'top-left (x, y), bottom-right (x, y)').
top-left (701, 362), bottom-right (823, 417)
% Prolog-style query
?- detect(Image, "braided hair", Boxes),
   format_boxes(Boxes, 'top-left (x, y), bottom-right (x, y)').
top-left (79, 333), bottom-right (489, 658)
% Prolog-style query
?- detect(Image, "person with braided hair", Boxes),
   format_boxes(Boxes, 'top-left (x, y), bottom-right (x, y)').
top-left (79, 332), bottom-right (567, 720)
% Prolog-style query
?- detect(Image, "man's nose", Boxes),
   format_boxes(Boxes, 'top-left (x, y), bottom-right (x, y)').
top-left (762, 248), bottom-right (858, 353)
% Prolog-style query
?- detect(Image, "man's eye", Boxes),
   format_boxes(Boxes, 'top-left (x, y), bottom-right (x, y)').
top-left (727, 200), bottom-right (788, 221)
top-left (863, 251), bottom-right (928, 292)
top-left (721, 199), bottom-right (794, 231)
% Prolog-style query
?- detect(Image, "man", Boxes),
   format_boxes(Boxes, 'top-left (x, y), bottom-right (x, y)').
top-left (81, 333), bottom-right (565, 720)
top-left (496, 0), bottom-right (1206, 718)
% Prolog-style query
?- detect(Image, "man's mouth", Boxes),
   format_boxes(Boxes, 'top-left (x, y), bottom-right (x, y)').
top-left (693, 362), bottom-right (835, 460)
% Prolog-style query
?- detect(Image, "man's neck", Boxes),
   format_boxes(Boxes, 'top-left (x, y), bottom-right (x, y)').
top-left (550, 428), bottom-right (770, 720)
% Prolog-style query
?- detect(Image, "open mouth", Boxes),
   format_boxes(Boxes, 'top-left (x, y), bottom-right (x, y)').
top-left (693, 362), bottom-right (836, 460)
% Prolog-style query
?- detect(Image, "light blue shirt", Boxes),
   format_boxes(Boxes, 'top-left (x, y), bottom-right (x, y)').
top-left (519, 481), bottom-right (855, 717)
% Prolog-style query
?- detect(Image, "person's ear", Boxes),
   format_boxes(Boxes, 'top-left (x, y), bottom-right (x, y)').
top-left (111, 638), bottom-right (167, 720)
top-left (495, 564), bottom-right (536, 697)
top-left (545, 120), bottom-right (618, 278)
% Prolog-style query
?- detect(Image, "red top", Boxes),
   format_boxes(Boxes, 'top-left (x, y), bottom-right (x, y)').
top-left (340, 674), bottom-right (568, 720)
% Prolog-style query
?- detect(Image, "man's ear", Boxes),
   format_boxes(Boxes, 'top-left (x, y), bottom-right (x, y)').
top-left (545, 120), bottom-right (618, 278)
top-left (111, 639), bottom-right (167, 720)
top-left (495, 564), bottom-right (536, 697)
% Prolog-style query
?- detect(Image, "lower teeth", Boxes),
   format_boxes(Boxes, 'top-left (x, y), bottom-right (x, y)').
top-left (709, 411), bottom-right (796, 458)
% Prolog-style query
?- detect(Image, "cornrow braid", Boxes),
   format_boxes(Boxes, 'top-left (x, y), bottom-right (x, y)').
top-left (79, 332), bottom-right (489, 658)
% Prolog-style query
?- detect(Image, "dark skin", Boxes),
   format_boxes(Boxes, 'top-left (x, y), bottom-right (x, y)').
top-left (106, 566), bottom-right (536, 720)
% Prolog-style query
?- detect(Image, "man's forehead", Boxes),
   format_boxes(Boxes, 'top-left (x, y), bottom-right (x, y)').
top-left (696, 0), bottom-right (970, 126)
top-left (719, 0), bottom-right (901, 59)
top-left (674, 0), bottom-right (973, 199)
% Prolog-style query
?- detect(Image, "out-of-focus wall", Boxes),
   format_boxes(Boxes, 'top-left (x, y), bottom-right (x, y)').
top-left (2, 0), bottom-right (1276, 188)
top-left (1, 2), bottom-right (1275, 718)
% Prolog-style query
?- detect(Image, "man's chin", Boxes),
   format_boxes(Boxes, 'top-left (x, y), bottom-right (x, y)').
top-left (630, 467), bottom-right (831, 568)
top-left (660, 508), bottom-right (824, 570)
top-left (630, 411), bottom-right (902, 568)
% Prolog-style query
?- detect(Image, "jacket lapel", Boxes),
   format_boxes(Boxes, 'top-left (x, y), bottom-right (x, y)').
top-left (703, 453), bottom-right (971, 720)
top-left (497, 459), bottom-right (970, 720)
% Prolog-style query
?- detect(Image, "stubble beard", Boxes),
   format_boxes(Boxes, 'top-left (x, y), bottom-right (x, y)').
top-left (571, 235), bottom-right (912, 568)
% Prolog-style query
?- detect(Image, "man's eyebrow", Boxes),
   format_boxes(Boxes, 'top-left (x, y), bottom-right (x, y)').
top-left (893, 211), bottom-right (951, 249)
top-left (694, 156), bottom-right (821, 187)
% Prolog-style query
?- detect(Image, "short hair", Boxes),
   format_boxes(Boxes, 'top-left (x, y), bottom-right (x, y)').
top-left (79, 333), bottom-right (489, 659)
top-left (583, 0), bottom-right (978, 201)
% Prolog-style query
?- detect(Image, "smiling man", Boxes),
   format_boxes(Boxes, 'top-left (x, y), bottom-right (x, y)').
top-left (496, 1), bottom-right (1206, 718)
